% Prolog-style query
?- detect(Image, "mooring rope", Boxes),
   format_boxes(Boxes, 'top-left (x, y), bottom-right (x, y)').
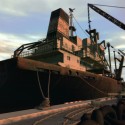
top-left (37, 71), bottom-right (46, 99)
top-left (47, 71), bottom-right (51, 99)
top-left (78, 76), bottom-right (108, 96)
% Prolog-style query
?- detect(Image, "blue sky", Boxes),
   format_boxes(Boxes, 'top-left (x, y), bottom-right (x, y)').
top-left (0, 0), bottom-right (125, 78)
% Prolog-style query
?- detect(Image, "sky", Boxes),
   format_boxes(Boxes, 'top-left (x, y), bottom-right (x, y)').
top-left (0, 0), bottom-right (125, 79)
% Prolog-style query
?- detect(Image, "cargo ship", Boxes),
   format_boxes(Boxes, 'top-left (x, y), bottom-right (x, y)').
top-left (0, 5), bottom-right (124, 113)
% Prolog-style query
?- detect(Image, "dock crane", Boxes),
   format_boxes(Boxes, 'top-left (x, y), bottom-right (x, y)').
top-left (87, 3), bottom-right (125, 81)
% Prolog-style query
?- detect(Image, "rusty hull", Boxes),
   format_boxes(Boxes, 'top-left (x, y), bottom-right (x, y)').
top-left (0, 57), bottom-right (122, 113)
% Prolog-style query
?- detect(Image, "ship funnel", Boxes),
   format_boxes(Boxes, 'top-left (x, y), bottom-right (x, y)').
top-left (47, 8), bottom-right (69, 40)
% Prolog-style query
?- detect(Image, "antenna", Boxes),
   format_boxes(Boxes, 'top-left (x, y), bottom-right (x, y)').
top-left (69, 8), bottom-right (76, 37)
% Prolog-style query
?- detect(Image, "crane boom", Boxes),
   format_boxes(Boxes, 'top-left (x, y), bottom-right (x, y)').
top-left (88, 4), bottom-right (125, 30)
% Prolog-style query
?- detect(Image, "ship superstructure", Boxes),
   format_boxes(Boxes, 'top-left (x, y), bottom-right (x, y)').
top-left (14, 8), bottom-right (106, 74)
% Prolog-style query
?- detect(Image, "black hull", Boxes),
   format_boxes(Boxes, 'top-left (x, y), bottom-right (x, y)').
top-left (0, 58), bottom-right (122, 113)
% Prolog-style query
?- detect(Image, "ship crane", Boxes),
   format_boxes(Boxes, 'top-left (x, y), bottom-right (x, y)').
top-left (88, 3), bottom-right (125, 31)
top-left (110, 45), bottom-right (125, 81)
top-left (87, 3), bottom-right (125, 80)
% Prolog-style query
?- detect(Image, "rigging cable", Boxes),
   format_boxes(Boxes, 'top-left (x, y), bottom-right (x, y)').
top-left (73, 15), bottom-right (89, 38)
top-left (72, 21), bottom-right (77, 36)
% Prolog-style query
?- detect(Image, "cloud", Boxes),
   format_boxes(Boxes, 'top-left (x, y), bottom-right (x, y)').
top-left (0, 32), bottom-right (44, 43)
top-left (0, 0), bottom-right (124, 17)
top-left (0, 32), bottom-right (44, 60)
top-left (0, 0), bottom-right (27, 16)
top-left (0, 7), bottom-right (27, 16)
top-left (120, 36), bottom-right (125, 40)
top-left (0, 0), bottom-right (49, 16)
top-left (0, 0), bottom-right (125, 61)
top-left (102, 31), bottom-right (125, 49)
top-left (0, 0), bottom-right (78, 16)
top-left (0, 53), bottom-right (11, 61)
top-left (115, 45), bottom-right (125, 49)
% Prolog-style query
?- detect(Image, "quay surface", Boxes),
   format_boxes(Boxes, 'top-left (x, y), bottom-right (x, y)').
top-left (0, 97), bottom-right (117, 125)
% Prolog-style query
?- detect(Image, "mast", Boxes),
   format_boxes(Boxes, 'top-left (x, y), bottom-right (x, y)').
top-left (107, 42), bottom-right (112, 75)
top-left (69, 8), bottom-right (76, 37)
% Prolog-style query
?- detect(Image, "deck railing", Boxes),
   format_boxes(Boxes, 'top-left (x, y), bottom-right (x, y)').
top-left (12, 40), bottom-right (104, 65)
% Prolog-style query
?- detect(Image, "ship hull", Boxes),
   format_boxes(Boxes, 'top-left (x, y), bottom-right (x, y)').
top-left (0, 57), bottom-right (122, 113)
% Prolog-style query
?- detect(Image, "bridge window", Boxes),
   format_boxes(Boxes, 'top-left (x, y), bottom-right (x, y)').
top-left (72, 45), bottom-right (75, 52)
top-left (67, 56), bottom-right (70, 60)
top-left (69, 70), bottom-right (72, 75)
top-left (77, 59), bottom-right (80, 63)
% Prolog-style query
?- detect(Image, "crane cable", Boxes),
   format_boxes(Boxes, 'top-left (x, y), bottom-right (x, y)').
top-left (91, 4), bottom-right (125, 9)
